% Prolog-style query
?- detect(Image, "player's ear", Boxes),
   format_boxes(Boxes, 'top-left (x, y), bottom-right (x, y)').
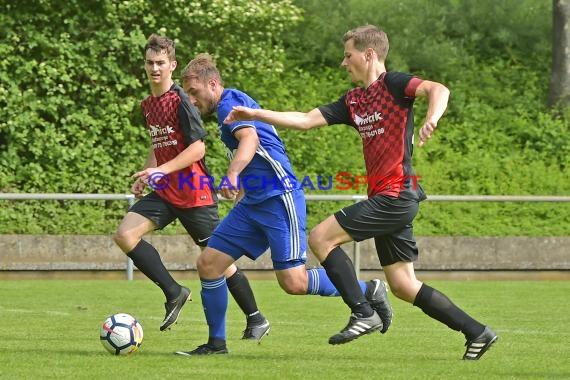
top-left (171, 60), bottom-right (178, 71)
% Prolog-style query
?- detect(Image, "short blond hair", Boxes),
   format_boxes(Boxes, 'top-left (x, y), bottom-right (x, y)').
top-left (343, 25), bottom-right (389, 61)
top-left (181, 53), bottom-right (223, 85)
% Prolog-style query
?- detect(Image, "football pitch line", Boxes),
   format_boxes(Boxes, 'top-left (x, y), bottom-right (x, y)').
top-left (0, 279), bottom-right (569, 380)
top-left (0, 306), bottom-right (70, 316)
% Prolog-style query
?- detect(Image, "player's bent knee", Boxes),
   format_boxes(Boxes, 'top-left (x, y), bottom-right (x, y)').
top-left (113, 230), bottom-right (126, 244)
top-left (389, 282), bottom-right (417, 303)
top-left (195, 253), bottom-right (211, 273)
top-left (308, 224), bottom-right (325, 243)
top-left (113, 231), bottom-right (137, 254)
top-left (279, 282), bottom-right (306, 295)
top-left (276, 274), bottom-right (308, 295)
top-left (308, 221), bottom-right (344, 258)
top-left (196, 251), bottom-right (224, 278)
top-left (307, 230), bottom-right (330, 259)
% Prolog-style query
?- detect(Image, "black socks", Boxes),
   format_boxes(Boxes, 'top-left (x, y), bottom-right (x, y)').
top-left (226, 268), bottom-right (264, 324)
top-left (321, 246), bottom-right (373, 317)
top-left (413, 283), bottom-right (485, 339)
top-left (127, 239), bottom-right (180, 300)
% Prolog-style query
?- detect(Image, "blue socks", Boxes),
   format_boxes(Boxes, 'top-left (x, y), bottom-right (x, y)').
top-left (306, 268), bottom-right (367, 296)
top-left (200, 276), bottom-right (228, 341)
top-left (201, 269), bottom-right (369, 341)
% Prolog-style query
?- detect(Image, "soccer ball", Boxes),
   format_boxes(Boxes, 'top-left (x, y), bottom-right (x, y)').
top-left (100, 313), bottom-right (143, 355)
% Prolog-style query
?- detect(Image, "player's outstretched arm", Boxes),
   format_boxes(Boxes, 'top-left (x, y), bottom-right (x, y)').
top-left (133, 140), bottom-right (205, 183)
top-left (415, 80), bottom-right (450, 147)
top-left (224, 106), bottom-right (327, 131)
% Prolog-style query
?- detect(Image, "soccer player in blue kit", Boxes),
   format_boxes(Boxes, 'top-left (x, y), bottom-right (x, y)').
top-left (225, 25), bottom-right (498, 360)
top-left (114, 34), bottom-right (268, 340)
top-left (174, 53), bottom-right (392, 356)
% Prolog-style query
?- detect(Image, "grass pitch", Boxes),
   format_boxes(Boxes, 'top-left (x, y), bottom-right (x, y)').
top-left (0, 279), bottom-right (568, 379)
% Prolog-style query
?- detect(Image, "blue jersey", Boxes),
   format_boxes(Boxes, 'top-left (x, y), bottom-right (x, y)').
top-left (217, 89), bottom-right (299, 204)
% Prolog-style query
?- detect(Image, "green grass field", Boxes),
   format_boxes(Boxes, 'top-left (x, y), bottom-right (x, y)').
top-left (1, 279), bottom-right (569, 379)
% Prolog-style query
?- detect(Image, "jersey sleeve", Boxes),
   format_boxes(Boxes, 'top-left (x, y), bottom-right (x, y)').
top-left (178, 99), bottom-right (207, 145)
top-left (385, 72), bottom-right (422, 100)
top-left (318, 95), bottom-right (351, 126)
top-left (218, 92), bottom-right (256, 135)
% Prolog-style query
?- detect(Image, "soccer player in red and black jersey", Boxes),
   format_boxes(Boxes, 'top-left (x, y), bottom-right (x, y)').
top-left (114, 34), bottom-right (269, 340)
top-left (225, 25), bottom-right (497, 359)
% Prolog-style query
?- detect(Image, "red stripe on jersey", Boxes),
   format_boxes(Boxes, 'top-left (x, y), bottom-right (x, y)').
top-left (405, 77), bottom-right (423, 97)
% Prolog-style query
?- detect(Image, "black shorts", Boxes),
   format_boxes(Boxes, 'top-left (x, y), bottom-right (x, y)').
top-left (334, 195), bottom-right (419, 266)
top-left (129, 192), bottom-right (219, 247)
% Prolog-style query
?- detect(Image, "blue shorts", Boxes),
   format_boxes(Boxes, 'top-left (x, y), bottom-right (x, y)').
top-left (208, 190), bottom-right (307, 270)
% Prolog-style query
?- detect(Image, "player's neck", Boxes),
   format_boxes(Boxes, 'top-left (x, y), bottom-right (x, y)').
top-left (364, 63), bottom-right (386, 88)
top-left (150, 79), bottom-right (174, 97)
top-left (214, 85), bottom-right (224, 105)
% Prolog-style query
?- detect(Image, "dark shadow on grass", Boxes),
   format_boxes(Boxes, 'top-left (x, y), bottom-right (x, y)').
top-left (7, 346), bottom-right (141, 357)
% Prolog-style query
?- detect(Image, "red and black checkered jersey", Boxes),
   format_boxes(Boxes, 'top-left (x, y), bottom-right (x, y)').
top-left (319, 72), bottom-right (424, 198)
top-left (140, 84), bottom-right (215, 208)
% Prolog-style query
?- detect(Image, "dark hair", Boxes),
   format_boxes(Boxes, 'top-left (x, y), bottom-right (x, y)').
top-left (144, 34), bottom-right (176, 61)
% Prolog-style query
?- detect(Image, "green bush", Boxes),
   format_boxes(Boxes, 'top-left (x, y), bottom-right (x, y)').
top-left (0, 0), bottom-right (303, 234)
top-left (0, 0), bottom-right (567, 236)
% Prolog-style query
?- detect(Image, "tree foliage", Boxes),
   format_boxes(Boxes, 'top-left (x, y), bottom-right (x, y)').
top-left (0, 0), bottom-right (302, 232)
top-left (0, 0), bottom-right (568, 235)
